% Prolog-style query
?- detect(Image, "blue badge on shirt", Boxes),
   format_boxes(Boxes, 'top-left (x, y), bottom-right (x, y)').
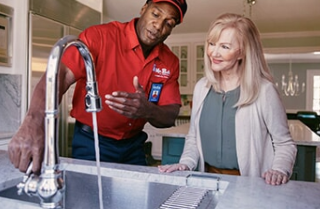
top-left (148, 83), bottom-right (163, 103)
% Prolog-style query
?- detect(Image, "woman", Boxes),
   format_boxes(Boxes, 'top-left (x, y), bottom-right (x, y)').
top-left (158, 13), bottom-right (297, 185)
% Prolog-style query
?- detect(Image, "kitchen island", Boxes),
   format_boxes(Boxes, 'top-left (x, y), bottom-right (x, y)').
top-left (0, 150), bottom-right (320, 209)
top-left (158, 120), bottom-right (320, 182)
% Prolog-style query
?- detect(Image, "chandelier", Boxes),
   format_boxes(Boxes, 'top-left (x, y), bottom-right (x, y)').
top-left (243, 0), bottom-right (257, 18)
top-left (276, 58), bottom-right (305, 96)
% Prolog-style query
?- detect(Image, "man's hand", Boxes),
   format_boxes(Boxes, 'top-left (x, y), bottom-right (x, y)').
top-left (8, 115), bottom-right (44, 174)
top-left (105, 76), bottom-right (180, 127)
top-left (8, 64), bottom-right (75, 174)
top-left (262, 169), bottom-right (289, 185)
top-left (105, 76), bottom-right (151, 119)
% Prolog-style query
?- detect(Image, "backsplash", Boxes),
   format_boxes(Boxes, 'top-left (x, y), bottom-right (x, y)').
top-left (0, 74), bottom-right (21, 133)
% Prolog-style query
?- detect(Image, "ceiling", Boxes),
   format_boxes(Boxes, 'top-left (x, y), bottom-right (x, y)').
top-left (103, 0), bottom-right (320, 35)
top-left (103, 0), bottom-right (320, 60)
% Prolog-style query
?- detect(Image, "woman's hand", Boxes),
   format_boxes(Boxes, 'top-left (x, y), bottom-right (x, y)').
top-left (262, 169), bottom-right (289, 185)
top-left (158, 163), bottom-right (189, 173)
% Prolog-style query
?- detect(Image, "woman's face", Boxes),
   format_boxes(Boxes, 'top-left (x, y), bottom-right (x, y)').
top-left (207, 28), bottom-right (242, 73)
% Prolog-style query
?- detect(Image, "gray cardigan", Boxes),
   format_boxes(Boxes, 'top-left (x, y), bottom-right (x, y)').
top-left (179, 77), bottom-right (297, 177)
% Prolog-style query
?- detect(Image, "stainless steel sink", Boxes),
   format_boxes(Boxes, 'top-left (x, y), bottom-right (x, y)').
top-left (0, 164), bottom-right (226, 209)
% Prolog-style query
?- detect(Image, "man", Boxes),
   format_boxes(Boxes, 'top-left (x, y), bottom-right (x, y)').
top-left (8, 0), bottom-right (187, 174)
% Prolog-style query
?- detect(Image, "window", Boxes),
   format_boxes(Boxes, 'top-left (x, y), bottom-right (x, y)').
top-left (313, 76), bottom-right (320, 114)
top-left (306, 70), bottom-right (320, 114)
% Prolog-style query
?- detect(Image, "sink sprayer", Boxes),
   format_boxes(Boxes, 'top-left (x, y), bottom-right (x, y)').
top-left (16, 35), bottom-right (102, 208)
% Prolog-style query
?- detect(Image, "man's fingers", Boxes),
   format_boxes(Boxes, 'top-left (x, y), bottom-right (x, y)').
top-left (19, 154), bottom-right (31, 173)
top-left (32, 160), bottom-right (41, 175)
top-left (11, 150), bottom-right (21, 169)
top-left (133, 76), bottom-right (143, 92)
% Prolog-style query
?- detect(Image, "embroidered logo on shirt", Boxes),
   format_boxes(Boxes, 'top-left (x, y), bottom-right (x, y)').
top-left (153, 64), bottom-right (170, 79)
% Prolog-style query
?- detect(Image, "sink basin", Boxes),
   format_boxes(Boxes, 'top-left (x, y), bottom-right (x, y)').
top-left (0, 163), bottom-right (226, 209)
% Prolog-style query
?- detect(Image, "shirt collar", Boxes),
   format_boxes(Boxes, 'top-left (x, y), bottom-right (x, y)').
top-left (126, 18), bottom-right (140, 50)
top-left (125, 18), bottom-right (162, 60)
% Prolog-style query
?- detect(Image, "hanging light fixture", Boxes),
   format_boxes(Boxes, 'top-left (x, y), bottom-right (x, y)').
top-left (243, 0), bottom-right (257, 18)
top-left (247, 0), bottom-right (256, 5)
top-left (276, 56), bottom-right (305, 96)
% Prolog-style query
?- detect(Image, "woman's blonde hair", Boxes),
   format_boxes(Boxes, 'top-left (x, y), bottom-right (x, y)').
top-left (203, 13), bottom-right (273, 107)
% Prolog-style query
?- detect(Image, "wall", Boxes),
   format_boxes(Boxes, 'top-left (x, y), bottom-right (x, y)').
top-left (0, 0), bottom-right (28, 138)
top-left (177, 62), bottom-right (320, 114)
top-left (166, 33), bottom-right (320, 113)
top-left (0, 74), bottom-right (21, 132)
top-left (177, 62), bottom-right (320, 116)
top-left (0, 0), bottom-right (101, 141)
top-left (270, 62), bottom-right (320, 110)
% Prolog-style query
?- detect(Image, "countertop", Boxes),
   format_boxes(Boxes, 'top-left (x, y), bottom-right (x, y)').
top-left (0, 132), bottom-right (14, 140)
top-left (158, 120), bottom-right (320, 146)
top-left (0, 150), bottom-right (320, 208)
top-left (288, 120), bottom-right (320, 146)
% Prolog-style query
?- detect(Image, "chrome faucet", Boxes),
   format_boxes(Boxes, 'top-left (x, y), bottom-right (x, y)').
top-left (16, 35), bottom-right (102, 208)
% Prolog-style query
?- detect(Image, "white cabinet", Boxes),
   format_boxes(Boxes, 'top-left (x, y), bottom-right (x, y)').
top-left (166, 33), bottom-right (206, 94)
top-left (194, 43), bottom-right (205, 84)
top-left (170, 44), bottom-right (192, 94)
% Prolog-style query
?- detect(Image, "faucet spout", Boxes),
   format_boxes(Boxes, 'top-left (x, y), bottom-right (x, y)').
top-left (18, 35), bottom-right (102, 208)
top-left (44, 35), bottom-right (102, 169)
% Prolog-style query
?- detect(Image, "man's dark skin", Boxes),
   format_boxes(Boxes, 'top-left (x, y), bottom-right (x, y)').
top-left (8, 1), bottom-right (181, 174)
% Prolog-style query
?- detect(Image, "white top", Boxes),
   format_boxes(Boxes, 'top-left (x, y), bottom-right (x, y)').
top-left (159, 77), bottom-right (297, 177)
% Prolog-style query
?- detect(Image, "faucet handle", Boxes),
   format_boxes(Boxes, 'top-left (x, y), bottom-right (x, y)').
top-left (85, 81), bottom-right (102, 112)
top-left (17, 162), bottom-right (33, 195)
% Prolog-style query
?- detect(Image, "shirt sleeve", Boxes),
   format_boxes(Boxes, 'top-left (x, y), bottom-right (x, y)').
top-left (61, 25), bottom-right (103, 80)
top-left (157, 55), bottom-right (182, 106)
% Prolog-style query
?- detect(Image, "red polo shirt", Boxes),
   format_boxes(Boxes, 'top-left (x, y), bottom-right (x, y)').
top-left (61, 18), bottom-right (181, 140)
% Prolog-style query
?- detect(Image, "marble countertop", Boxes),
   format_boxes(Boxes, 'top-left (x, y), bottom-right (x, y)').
top-left (0, 150), bottom-right (319, 208)
top-left (288, 120), bottom-right (320, 146)
top-left (158, 120), bottom-right (320, 146)
top-left (0, 132), bottom-right (14, 140)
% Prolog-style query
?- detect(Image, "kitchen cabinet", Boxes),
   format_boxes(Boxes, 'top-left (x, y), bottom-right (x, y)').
top-left (169, 43), bottom-right (191, 94)
top-left (161, 136), bottom-right (185, 165)
top-left (168, 43), bottom-right (205, 94)
top-left (194, 43), bottom-right (205, 84)
top-left (291, 145), bottom-right (316, 181)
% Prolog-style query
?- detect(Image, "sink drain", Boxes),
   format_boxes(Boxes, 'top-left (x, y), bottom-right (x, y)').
top-left (159, 186), bottom-right (209, 209)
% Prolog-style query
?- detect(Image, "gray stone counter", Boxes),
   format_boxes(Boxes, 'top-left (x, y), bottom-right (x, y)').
top-left (157, 120), bottom-right (320, 146)
top-left (0, 133), bottom-right (14, 140)
top-left (0, 150), bottom-right (320, 209)
top-left (0, 74), bottom-right (22, 134)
